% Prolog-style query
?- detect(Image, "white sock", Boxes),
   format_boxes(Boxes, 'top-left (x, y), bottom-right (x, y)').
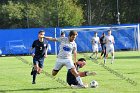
top-left (76, 76), bottom-right (84, 85)
top-left (104, 57), bottom-right (106, 64)
top-left (111, 56), bottom-right (114, 62)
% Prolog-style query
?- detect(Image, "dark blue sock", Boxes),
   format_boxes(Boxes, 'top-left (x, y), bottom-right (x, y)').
top-left (33, 70), bottom-right (37, 82)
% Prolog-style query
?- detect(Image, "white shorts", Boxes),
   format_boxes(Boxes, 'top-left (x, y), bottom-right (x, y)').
top-left (92, 45), bottom-right (98, 52)
top-left (106, 45), bottom-right (114, 54)
top-left (53, 58), bottom-right (75, 70)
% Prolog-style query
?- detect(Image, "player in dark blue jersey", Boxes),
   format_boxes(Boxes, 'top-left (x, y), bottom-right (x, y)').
top-left (30, 30), bottom-right (48, 84)
top-left (67, 58), bottom-right (96, 87)
top-left (100, 32), bottom-right (106, 59)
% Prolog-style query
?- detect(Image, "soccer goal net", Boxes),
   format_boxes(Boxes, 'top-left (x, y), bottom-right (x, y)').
top-left (59, 24), bottom-right (140, 53)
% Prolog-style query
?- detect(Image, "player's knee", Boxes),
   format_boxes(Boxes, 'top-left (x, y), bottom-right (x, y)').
top-left (34, 65), bottom-right (39, 70)
top-left (52, 69), bottom-right (59, 76)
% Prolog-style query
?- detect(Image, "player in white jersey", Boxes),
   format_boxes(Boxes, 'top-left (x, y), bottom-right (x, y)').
top-left (104, 30), bottom-right (115, 64)
top-left (44, 31), bottom-right (86, 88)
top-left (90, 32), bottom-right (100, 59)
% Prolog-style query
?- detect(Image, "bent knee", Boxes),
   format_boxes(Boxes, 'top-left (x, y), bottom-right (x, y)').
top-left (52, 69), bottom-right (59, 76)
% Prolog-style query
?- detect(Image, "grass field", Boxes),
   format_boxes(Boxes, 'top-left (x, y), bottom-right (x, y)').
top-left (0, 51), bottom-right (140, 93)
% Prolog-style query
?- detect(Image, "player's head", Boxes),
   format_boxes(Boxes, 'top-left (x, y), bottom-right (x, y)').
top-left (69, 30), bottom-right (78, 42)
top-left (76, 58), bottom-right (86, 68)
top-left (38, 30), bottom-right (45, 38)
top-left (102, 32), bottom-right (105, 37)
top-left (94, 32), bottom-right (98, 37)
top-left (61, 32), bottom-right (65, 37)
top-left (108, 30), bottom-right (112, 36)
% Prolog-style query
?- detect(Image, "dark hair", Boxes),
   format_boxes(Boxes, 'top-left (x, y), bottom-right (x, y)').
top-left (61, 32), bottom-right (65, 36)
top-left (78, 58), bottom-right (86, 62)
top-left (38, 30), bottom-right (45, 34)
top-left (94, 32), bottom-right (97, 34)
top-left (108, 30), bottom-right (111, 32)
top-left (69, 30), bottom-right (78, 37)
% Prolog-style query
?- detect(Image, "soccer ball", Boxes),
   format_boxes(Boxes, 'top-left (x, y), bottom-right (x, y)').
top-left (90, 80), bottom-right (98, 88)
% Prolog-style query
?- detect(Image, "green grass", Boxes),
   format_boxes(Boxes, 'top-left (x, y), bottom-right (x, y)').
top-left (0, 51), bottom-right (140, 93)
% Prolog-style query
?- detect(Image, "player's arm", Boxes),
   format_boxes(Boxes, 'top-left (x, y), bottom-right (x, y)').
top-left (73, 43), bottom-right (77, 67)
top-left (98, 37), bottom-right (100, 44)
top-left (112, 36), bottom-right (115, 44)
top-left (104, 36), bottom-right (108, 44)
top-left (44, 46), bottom-right (48, 58)
top-left (79, 71), bottom-right (96, 77)
top-left (30, 41), bottom-right (35, 57)
top-left (44, 36), bottom-right (58, 41)
top-left (30, 47), bottom-right (35, 57)
top-left (73, 49), bottom-right (77, 67)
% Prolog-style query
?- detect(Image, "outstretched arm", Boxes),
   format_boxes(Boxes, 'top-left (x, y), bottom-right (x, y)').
top-left (79, 71), bottom-right (96, 77)
top-left (44, 36), bottom-right (58, 41)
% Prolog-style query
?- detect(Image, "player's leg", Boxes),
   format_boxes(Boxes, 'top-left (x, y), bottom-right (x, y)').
top-left (65, 59), bottom-right (85, 87)
top-left (52, 70), bottom-right (59, 76)
top-left (70, 68), bottom-right (85, 87)
top-left (38, 57), bottom-right (45, 74)
top-left (52, 58), bottom-right (63, 76)
top-left (32, 58), bottom-right (39, 84)
top-left (104, 46), bottom-right (109, 64)
top-left (67, 69), bottom-right (79, 86)
top-left (111, 46), bottom-right (114, 64)
top-left (95, 47), bottom-right (98, 59)
top-left (100, 45), bottom-right (104, 58)
top-left (90, 46), bottom-right (95, 59)
top-left (103, 45), bottom-right (106, 58)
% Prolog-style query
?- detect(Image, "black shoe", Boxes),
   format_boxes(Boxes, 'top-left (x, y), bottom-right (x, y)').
top-left (32, 81), bottom-right (36, 84)
top-left (90, 56), bottom-right (94, 60)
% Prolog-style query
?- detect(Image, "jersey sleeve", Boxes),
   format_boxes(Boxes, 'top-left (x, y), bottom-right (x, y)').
top-left (57, 37), bottom-right (65, 42)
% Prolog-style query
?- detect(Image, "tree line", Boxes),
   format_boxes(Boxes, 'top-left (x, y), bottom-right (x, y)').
top-left (0, 0), bottom-right (139, 28)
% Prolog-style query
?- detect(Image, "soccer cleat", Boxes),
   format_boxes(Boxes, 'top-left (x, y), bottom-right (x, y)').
top-left (71, 84), bottom-right (86, 88)
top-left (90, 56), bottom-right (94, 60)
top-left (32, 81), bottom-right (36, 84)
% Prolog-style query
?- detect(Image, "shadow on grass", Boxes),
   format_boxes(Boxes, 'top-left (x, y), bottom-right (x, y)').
top-left (0, 87), bottom-right (69, 93)
top-left (114, 56), bottom-right (140, 59)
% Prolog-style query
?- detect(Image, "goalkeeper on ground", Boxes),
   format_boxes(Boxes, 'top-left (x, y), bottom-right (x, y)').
top-left (67, 58), bottom-right (96, 88)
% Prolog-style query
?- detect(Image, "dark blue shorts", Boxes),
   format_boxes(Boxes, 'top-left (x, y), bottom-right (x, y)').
top-left (33, 57), bottom-right (45, 68)
top-left (67, 70), bottom-right (78, 86)
top-left (101, 44), bottom-right (106, 50)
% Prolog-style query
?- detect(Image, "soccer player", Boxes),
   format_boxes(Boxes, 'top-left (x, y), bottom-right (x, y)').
top-left (44, 31), bottom-right (86, 88)
top-left (67, 58), bottom-right (96, 87)
top-left (90, 32), bottom-right (100, 59)
top-left (100, 32), bottom-right (106, 59)
top-left (30, 30), bottom-right (48, 84)
top-left (60, 31), bottom-right (65, 37)
top-left (104, 30), bottom-right (115, 64)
